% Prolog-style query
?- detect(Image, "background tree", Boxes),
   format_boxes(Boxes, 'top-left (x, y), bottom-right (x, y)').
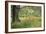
top-left (11, 5), bottom-right (20, 22)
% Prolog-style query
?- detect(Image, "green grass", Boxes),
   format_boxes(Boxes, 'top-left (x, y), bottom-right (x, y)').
top-left (11, 16), bottom-right (41, 28)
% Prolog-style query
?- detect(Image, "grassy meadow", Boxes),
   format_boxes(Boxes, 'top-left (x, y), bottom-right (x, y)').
top-left (11, 6), bottom-right (41, 28)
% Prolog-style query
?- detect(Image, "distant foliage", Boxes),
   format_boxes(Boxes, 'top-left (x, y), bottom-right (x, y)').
top-left (19, 6), bottom-right (41, 17)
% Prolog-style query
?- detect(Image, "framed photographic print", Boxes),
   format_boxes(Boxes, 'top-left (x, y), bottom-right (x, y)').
top-left (5, 1), bottom-right (45, 33)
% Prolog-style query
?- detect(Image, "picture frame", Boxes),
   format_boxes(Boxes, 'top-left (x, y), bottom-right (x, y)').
top-left (5, 1), bottom-right (45, 33)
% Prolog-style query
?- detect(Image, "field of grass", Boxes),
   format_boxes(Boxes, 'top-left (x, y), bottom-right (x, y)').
top-left (11, 16), bottom-right (41, 28)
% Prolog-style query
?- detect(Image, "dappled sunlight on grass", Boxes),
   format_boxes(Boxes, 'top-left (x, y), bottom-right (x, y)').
top-left (11, 16), bottom-right (41, 28)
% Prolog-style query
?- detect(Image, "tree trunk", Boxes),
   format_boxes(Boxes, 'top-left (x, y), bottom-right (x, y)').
top-left (12, 5), bottom-right (20, 22)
